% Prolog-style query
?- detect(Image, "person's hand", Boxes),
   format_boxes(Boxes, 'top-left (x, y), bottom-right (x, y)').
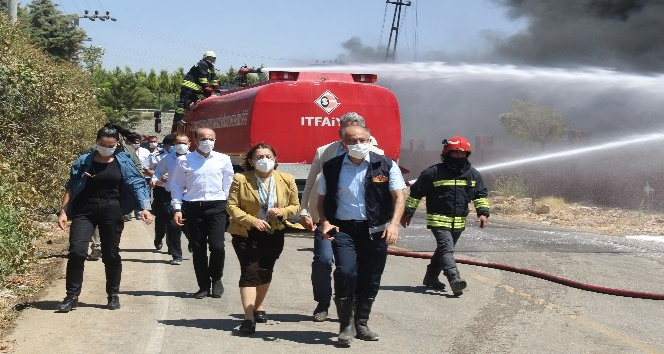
top-left (321, 221), bottom-right (339, 241)
top-left (252, 218), bottom-right (271, 232)
top-left (160, 173), bottom-right (168, 183)
top-left (267, 208), bottom-right (283, 220)
top-left (400, 216), bottom-right (411, 228)
top-left (300, 215), bottom-right (316, 231)
top-left (478, 215), bottom-right (488, 228)
top-left (141, 210), bottom-right (153, 224)
top-left (57, 211), bottom-right (68, 230)
top-left (381, 223), bottom-right (399, 245)
top-left (173, 211), bottom-right (185, 226)
top-left (149, 179), bottom-right (157, 188)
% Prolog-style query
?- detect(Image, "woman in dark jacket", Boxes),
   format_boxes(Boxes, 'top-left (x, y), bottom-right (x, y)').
top-left (56, 124), bottom-right (153, 312)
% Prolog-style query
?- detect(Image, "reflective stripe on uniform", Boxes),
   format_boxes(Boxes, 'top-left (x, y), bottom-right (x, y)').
top-left (433, 179), bottom-right (476, 187)
top-left (181, 80), bottom-right (201, 91)
top-left (199, 78), bottom-right (208, 84)
top-left (426, 214), bottom-right (467, 228)
top-left (174, 107), bottom-right (185, 114)
top-left (474, 197), bottom-right (490, 209)
top-left (406, 196), bottom-right (421, 209)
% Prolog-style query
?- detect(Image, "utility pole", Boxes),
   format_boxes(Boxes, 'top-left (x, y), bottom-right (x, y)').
top-left (75, 10), bottom-right (117, 26)
top-left (7, 0), bottom-right (18, 24)
top-left (385, 0), bottom-right (411, 62)
top-left (75, 10), bottom-right (117, 42)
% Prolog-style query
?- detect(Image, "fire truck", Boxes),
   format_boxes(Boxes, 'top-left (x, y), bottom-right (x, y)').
top-left (182, 69), bottom-right (402, 193)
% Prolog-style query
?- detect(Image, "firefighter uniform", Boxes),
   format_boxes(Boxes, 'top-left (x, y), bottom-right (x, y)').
top-left (173, 52), bottom-right (217, 129)
top-left (403, 137), bottom-right (489, 296)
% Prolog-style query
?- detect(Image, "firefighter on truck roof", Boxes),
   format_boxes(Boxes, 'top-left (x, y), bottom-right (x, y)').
top-left (400, 136), bottom-right (490, 296)
top-left (172, 50), bottom-right (218, 132)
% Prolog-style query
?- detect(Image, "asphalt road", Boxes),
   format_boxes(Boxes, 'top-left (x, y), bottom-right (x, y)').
top-left (2, 215), bottom-right (663, 353)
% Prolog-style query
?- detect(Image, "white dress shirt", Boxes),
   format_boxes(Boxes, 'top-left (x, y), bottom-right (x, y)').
top-left (148, 149), bottom-right (165, 170)
top-left (170, 150), bottom-right (235, 210)
top-left (135, 147), bottom-right (152, 170)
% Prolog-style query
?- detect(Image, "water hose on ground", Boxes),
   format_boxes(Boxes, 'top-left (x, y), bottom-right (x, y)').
top-left (387, 249), bottom-right (664, 300)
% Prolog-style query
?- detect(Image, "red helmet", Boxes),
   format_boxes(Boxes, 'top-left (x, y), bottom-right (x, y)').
top-left (442, 136), bottom-right (472, 156)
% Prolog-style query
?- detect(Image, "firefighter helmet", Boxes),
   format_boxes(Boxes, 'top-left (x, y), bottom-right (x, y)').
top-left (203, 50), bottom-right (216, 59)
top-left (442, 136), bottom-right (472, 156)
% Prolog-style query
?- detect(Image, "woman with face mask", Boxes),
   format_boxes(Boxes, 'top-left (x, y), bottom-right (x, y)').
top-left (226, 142), bottom-right (300, 334)
top-left (56, 123), bottom-right (153, 313)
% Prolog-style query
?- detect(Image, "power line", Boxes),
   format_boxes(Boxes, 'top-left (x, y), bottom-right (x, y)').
top-left (384, 0), bottom-right (412, 62)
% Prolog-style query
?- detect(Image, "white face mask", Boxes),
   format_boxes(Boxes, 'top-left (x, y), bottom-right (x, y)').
top-left (131, 143), bottom-right (140, 149)
top-left (197, 140), bottom-right (215, 153)
top-left (96, 145), bottom-right (116, 157)
top-left (347, 143), bottom-right (371, 159)
top-left (254, 158), bottom-right (275, 173)
top-left (174, 143), bottom-right (189, 155)
top-left (149, 142), bottom-right (159, 149)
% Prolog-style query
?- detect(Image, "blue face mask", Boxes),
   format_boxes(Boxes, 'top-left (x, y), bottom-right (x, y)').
top-left (167, 146), bottom-right (175, 154)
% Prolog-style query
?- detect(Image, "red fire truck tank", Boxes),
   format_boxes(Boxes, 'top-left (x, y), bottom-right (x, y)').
top-left (184, 70), bottom-right (401, 189)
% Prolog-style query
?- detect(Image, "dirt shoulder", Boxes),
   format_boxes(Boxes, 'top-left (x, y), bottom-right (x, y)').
top-left (0, 222), bottom-right (68, 342)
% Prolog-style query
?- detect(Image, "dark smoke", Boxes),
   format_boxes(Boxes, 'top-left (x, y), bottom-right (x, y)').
top-left (489, 0), bottom-right (664, 72)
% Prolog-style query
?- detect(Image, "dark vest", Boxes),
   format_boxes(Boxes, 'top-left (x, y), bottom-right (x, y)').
top-left (322, 152), bottom-right (395, 230)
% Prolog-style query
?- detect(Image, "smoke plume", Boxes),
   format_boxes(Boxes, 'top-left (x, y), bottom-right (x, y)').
top-left (489, 0), bottom-right (664, 72)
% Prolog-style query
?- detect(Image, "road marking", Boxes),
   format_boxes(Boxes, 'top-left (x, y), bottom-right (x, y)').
top-left (470, 273), bottom-right (662, 354)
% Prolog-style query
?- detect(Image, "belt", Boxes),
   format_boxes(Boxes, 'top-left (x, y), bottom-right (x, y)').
top-left (85, 197), bottom-right (119, 204)
top-left (183, 200), bottom-right (226, 207)
top-left (334, 219), bottom-right (369, 227)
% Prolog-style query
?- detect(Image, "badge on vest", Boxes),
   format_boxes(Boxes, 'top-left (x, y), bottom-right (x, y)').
top-left (373, 174), bottom-right (388, 183)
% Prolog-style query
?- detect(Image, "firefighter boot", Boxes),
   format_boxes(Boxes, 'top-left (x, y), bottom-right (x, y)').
top-left (422, 264), bottom-right (446, 290)
top-left (334, 297), bottom-right (355, 345)
top-left (446, 268), bottom-right (467, 296)
top-left (355, 297), bottom-right (379, 341)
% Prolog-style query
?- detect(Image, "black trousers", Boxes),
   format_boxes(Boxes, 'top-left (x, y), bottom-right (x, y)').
top-left (331, 220), bottom-right (388, 300)
top-left (152, 186), bottom-right (169, 244)
top-left (231, 229), bottom-right (285, 287)
top-left (182, 200), bottom-right (227, 290)
top-left (66, 198), bottom-right (124, 296)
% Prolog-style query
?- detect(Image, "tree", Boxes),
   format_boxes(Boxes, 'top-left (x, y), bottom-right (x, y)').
top-left (499, 99), bottom-right (567, 149)
top-left (23, 0), bottom-right (86, 63)
top-left (80, 45), bottom-right (104, 74)
top-left (96, 66), bottom-right (142, 128)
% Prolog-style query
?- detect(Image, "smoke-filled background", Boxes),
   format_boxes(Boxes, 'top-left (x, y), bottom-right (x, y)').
top-left (323, 0), bottom-right (664, 209)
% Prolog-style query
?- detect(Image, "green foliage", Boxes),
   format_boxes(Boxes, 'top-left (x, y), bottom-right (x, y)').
top-left (23, 0), bottom-right (86, 63)
top-left (0, 14), bottom-right (103, 215)
top-left (493, 173), bottom-right (529, 198)
top-left (80, 45), bottom-right (104, 74)
top-left (499, 99), bottom-right (567, 149)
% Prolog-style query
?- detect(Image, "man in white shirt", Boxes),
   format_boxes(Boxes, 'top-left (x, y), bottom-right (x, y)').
top-left (171, 128), bottom-right (234, 299)
top-left (129, 135), bottom-right (152, 219)
top-left (149, 134), bottom-right (176, 254)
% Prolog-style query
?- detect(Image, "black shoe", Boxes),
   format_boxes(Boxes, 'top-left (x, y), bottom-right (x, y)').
top-left (87, 249), bottom-right (102, 261)
top-left (193, 289), bottom-right (209, 299)
top-left (423, 278), bottom-right (447, 290)
top-left (239, 319), bottom-right (256, 334)
top-left (450, 279), bottom-right (467, 296)
top-left (313, 302), bottom-right (330, 322)
top-left (254, 310), bottom-right (268, 323)
top-left (107, 294), bottom-right (120, 310)
top-left (56, 295), bottom-right (78, 312)
top-left (211, 280), bottom-right (224, 298)
top-left (154, 240), bottom-right (163, 251)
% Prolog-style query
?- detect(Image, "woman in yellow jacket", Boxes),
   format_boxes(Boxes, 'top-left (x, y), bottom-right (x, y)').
top-left (226, 142), bottom-right (300, 334)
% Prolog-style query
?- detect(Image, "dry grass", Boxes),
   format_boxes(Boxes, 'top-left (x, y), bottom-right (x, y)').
top-left (536, 196), bottom-right (567, 212)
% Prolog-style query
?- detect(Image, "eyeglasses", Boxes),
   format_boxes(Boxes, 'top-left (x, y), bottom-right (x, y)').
top-left (345, 138), bottom-right (369, 145)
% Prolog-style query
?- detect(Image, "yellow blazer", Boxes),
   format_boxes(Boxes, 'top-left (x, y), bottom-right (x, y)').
top-left (226, 170), bottom-right (300, 237)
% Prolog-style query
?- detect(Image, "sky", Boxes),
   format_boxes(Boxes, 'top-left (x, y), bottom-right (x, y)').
top-left (47, 0), bottom-right (526, 72)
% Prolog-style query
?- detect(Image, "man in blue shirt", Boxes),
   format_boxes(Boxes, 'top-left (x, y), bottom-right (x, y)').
top-left (317, 125), bottom-right (406, 345)
top-left (152, 134), bottom-right (191, 264)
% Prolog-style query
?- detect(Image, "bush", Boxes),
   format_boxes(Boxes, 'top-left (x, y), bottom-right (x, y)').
top-left (0, 15), bottom-right (103, 279)
top-left (493, 173), bottom-right (529, 198)
top-left (537, 196), bottom-right (567, 211)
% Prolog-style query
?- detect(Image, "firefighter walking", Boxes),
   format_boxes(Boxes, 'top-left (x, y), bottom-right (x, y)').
top-left (172, 50), bottom-right (218, 132)
top-left (400, 136), bottom-right (489, 296)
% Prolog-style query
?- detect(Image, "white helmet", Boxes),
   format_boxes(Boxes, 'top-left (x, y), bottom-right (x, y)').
top-left (203, 50), bottom-right (216, 59)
